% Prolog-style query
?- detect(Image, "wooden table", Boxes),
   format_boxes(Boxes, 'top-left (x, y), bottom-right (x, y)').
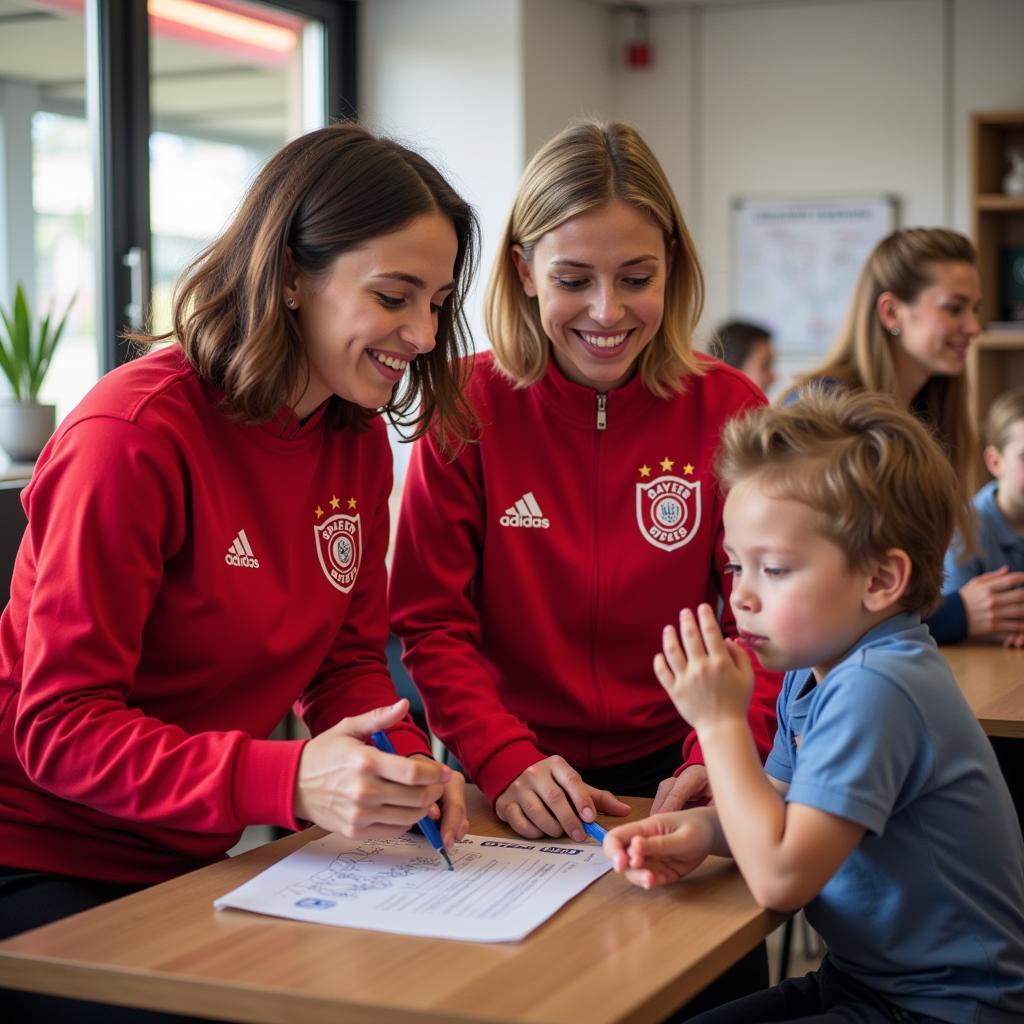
top-left (941, 644), bottom-right (1024, 738)
top-left (0, 790), bottom-right (783, 1024)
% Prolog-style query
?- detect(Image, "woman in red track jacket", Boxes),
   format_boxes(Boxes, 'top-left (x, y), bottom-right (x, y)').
top-left (390, 121), bottom-right (782, 847)
top-left (0, 125), bottom-right (476, 1020)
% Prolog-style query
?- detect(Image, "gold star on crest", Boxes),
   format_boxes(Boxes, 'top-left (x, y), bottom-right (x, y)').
top-left (683, 463), bottom-right (695, 475)
top-left (329, 495), bottom-right (341, 510)
top-left (659, 456), bottom-right (675, 472)
top-left (639, 464), bottom-right (652, 478)
top-left (347, 497), bottom-right (357, 510)
top-left (314, 505), bottom-right (325, 519)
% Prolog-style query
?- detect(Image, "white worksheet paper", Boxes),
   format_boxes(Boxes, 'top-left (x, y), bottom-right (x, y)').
top-left (214, 832), bottom-right (611, 942)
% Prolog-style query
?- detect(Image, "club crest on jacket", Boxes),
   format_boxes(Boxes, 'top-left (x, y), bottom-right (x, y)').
top-left (636, 475), bottom-right (701, 552)
top-left (315, 513), bottom-right (362, 592)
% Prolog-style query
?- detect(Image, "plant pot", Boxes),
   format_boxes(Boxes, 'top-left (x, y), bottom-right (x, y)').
top-left (0, 401), bottom-right (56, 462)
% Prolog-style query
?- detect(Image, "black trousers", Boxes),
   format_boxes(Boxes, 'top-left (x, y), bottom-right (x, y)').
top-left (0, 866), bottom-right (220, 1024)
top-left (684, 956), bottom-right (947, 1023)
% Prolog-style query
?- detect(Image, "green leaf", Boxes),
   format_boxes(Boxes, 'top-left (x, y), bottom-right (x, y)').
top-left (0, 344), bottom-right (20, 401)
top-left (0, 283), bottom-right (74, 403)
top-left (11, 285), bottom-right (31, 378)
top-left (32, 292), bottom-right (76, 400)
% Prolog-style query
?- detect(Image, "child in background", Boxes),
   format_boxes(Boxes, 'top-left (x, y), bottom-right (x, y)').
top-left (943, 387), bottom-right (1024, 646)
top-left (605, 389), bottom-right (1024, 1024)
top-left (714, 319), bottom-right (775, 394)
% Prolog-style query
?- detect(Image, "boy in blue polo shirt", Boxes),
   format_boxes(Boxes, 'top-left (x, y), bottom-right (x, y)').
top-left (605, 390), bottom-right (1024, 1024)
top-left (943, 386), bottom-right (1024, 647)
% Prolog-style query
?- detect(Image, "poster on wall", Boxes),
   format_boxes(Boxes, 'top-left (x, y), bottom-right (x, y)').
top-left (732, 196), bottom-right (898, 356)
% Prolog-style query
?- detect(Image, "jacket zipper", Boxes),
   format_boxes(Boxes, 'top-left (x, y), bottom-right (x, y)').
top-left (589, 393), bottom-right (608, 749)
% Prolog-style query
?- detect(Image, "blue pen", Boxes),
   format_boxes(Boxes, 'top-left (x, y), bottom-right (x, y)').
top-left (582, 820), bottom-right (608, 844)
top-left (370, 731), bottom-right (454, 870)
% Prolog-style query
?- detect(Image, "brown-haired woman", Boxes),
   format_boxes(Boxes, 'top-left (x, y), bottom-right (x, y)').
top-left (0, 122), bottom-right (475, 1022)
top-left (793, 226), bottom-right (1024, 645)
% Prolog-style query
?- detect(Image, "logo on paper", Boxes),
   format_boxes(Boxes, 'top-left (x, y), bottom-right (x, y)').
top-left (315, 512), bottom-right (362, 593)
top-left (499, 491), bottom-right (550, 529)
top-left (636, 475), bottom-right (701, 552)
top-left (225, 529), bottom-right (260, 569)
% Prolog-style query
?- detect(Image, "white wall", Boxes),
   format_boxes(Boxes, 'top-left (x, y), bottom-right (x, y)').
top-left (361, 0), bottom-right (1024, 397)
top-left (699, 0), bottom-right (946, 336)
top-left (522, 0), bottom-right (615, 160)
top-left (609, 8), bottom-right (697, 227)
top-left (611, 0), bottom-right (1024, 391)
top-left (359, 0), bottom-right (525, 348)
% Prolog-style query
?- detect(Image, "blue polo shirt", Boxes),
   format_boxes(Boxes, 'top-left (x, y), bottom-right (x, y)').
top-left (765, 613), bottom-right (1024, 1023)
top-left (944, 480), bottom-right (1024, 593)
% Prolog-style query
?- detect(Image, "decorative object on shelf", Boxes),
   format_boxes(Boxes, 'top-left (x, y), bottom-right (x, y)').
top-left (0, 283), bottom-right (74, 462)
top-left (1004, 147), bottom-right (1024, 198)
top-left (1001, 246), bottom-right (1024, 323)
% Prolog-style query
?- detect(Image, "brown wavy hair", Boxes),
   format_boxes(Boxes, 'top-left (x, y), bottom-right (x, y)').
top-left (484, 119), bottom-right (704, 395)
top-left (133, 122), bottom-right (478, 444)
top-left (718, 389), bottom-right (958, 615)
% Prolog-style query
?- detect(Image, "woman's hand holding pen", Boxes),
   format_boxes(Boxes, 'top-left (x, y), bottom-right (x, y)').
top-left (604, 808), bottom-right (717, 890)
top-left (293, 699), bottom-right (455, 840)
top-left (409, 753), bottom-right (470, 851)
top-left (496, 756), bottom-right (631, 841)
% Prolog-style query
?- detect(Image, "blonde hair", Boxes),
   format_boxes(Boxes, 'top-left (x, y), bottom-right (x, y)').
top-left (793, 227), bottom-right (977, 544)
top-left (985, 387), bottom-right (1024, 451)
top-left (718, 389), bottom-right (958, 615)
top-left (484, 120), bottom-right (704, 395)
top-left (132, 122), bottom-right (478, 445)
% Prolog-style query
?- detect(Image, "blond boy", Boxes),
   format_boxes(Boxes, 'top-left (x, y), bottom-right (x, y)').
top-left (606, 390), bottom-right (1024, 1024)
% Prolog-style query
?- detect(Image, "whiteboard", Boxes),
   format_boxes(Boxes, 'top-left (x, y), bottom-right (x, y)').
top-left (732, 196), bottom-right (897, 355)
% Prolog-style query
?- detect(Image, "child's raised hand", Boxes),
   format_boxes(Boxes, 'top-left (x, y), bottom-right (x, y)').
top-left (653, 604), bottom-right (754, 731)
top-left (603, 810), bottom-right (716, 889)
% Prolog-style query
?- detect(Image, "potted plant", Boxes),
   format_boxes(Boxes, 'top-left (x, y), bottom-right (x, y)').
top-left (0, 283), bottom-right (74, 463)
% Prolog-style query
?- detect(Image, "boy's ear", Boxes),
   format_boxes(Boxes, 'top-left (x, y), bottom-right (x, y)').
top-left (863, 548), bottom-right (912, 613)
top-left (984, 444), bottom-right (1002, 479)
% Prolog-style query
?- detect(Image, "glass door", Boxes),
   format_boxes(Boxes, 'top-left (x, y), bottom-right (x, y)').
top-left (147, 0), bottom-right (329, 334)
top-left (0, 0), bottom-right (353, 428)
top-left (0, 0), bottom-right (97, 424)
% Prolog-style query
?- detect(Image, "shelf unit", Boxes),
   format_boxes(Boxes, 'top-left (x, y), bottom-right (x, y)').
top-left (969, 110), bottom-right (1024, 455)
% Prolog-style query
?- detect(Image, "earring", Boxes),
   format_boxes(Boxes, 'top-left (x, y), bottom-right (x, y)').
top-left (889, 327), bottom-right (900, 336)
top-left (285, 297), bottom-right (296, 309)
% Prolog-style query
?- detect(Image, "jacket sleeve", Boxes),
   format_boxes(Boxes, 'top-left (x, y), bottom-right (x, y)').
top-left (923, 592), bottom-right (968, 645)
top-left (295, 441), bottom-right (430, 759)
top-left (942, 534), bottom-right (983, 596)
top-left (13, 418), bottom-right (306, 833)
top-left (389, 429), bottom-right (545, 804)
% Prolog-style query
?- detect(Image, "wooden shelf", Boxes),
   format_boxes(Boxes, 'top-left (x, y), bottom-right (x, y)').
top-left (977, 194), bottom-right (1024, 211)
top-left (977, 330), bottom-right (1024, 349)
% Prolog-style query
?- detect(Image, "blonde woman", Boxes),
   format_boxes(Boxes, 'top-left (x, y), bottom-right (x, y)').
top-left (391, 120), bottom-right (781, 841)
top-left (793, 227), bottom-right (1024, 644)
